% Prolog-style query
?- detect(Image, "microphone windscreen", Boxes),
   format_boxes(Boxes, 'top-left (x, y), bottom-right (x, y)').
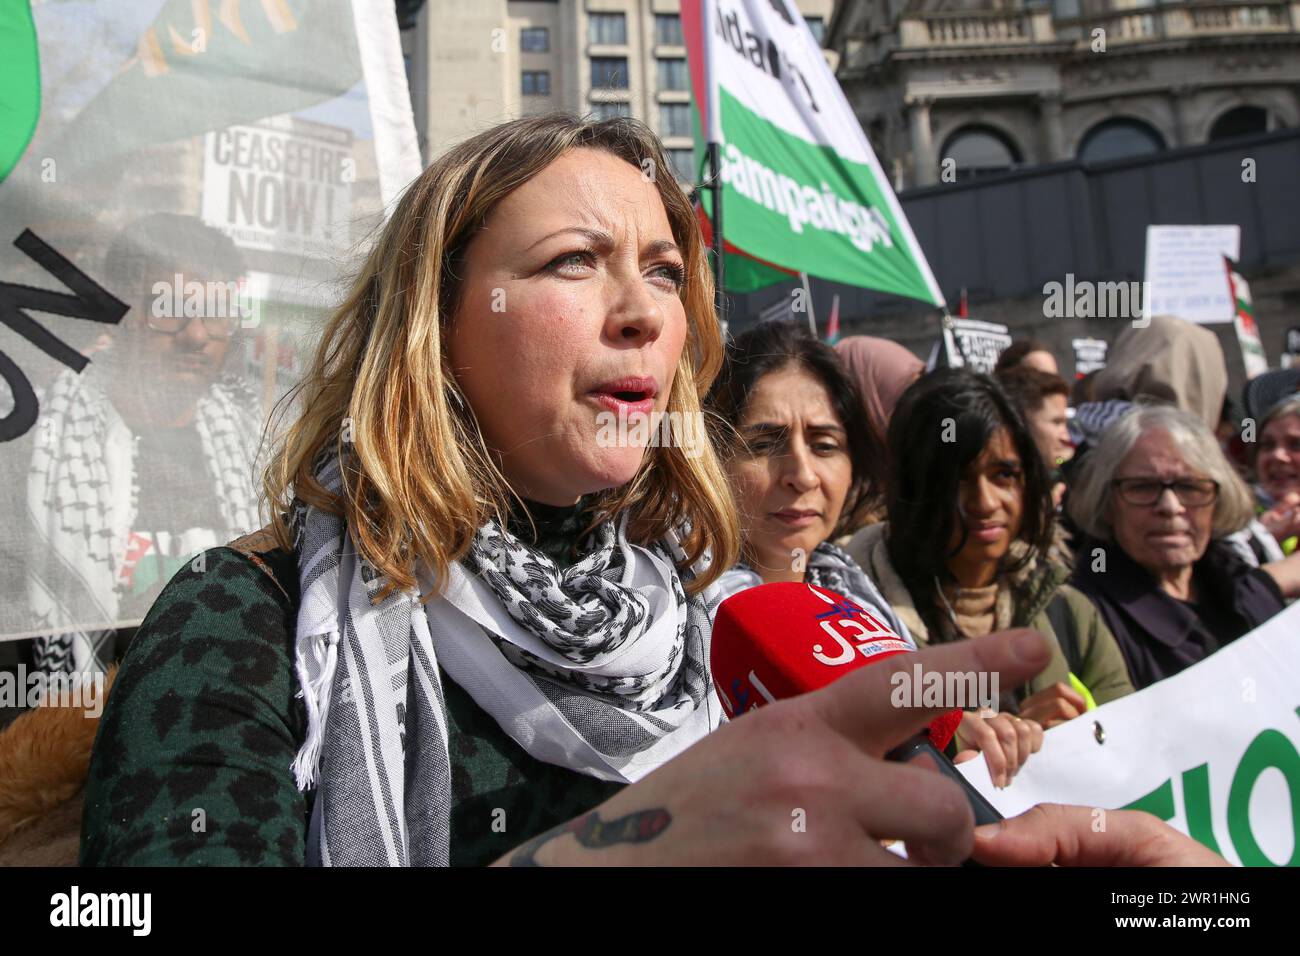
top-left (711, 581), bottom-right (961, 751)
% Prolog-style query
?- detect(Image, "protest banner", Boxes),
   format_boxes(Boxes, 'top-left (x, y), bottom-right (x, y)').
top-left (0, 1), bottom-right (419, 666)
top-left (683, 0), bottom-right (943, 304)
top-left (1142, 225), bottom-right (1240, 325)
top-left (201, 115), bottom-right (357, 257)
top-left (937, 316), bottom-right (1012, 374)
top-left (960, 603), bottom-right (1300, 866)
top-left (1071, 337), bottom-right (1108, 378)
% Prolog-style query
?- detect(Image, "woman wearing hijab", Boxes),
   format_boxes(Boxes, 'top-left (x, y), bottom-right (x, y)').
top-left (833, 335), bottom-right (924, 446)
top-left (831, 335), bottom-right (924, 533)
top-left (1067, 315), bottom-right (1227, 455)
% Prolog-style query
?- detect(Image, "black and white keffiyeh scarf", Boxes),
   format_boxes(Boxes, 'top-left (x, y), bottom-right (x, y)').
top-left (1067, 398), bottom-right (1134, 449)
top-left (291, 456), bottom-right (724, 866)
top-left (26, 367), bottom-right (260, 674)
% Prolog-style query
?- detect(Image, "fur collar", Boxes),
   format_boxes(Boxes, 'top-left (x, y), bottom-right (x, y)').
top-left (0, 667), bottom-right (115, 863)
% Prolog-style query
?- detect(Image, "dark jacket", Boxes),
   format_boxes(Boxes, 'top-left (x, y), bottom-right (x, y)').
top-left (78, 531), bottom-right (621, 867)
top-left (1071, 536), bottom-right (1285, 690)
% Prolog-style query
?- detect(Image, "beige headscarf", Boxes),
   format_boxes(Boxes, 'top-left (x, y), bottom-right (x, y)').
top-left (834, 336), bottom-right (924, 442)
top-left (1092, 315), bottom-right (1227, 429)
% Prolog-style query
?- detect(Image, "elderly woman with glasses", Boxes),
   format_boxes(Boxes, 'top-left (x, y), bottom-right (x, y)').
top-left (1069, 404), bottom-right (1300, 690)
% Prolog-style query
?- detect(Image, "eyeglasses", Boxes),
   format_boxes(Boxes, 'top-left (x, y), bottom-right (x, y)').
top-left (145, 312), bottom-right (240, 339)
top-left (1111, 477), bottom-right (1219, 507)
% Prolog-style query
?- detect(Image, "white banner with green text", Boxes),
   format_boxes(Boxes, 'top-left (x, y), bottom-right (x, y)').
top-left (960, 602), bottom-right (1300, 866)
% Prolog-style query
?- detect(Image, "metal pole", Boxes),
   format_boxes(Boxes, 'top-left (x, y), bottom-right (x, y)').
top-left (799, 271), bottom-right (816, 337)
top-left (707, 140), bottom-right (726, 334)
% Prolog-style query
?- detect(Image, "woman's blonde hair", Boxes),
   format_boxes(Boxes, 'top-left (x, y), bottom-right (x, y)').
top-left (263, 114), bottom-right (739, 597)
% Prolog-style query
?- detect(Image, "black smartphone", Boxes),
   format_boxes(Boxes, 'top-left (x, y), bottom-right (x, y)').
top-left (886, 733), bottom-right (1005, 866)
top-left (886, 734), bottom-right (1004, 825)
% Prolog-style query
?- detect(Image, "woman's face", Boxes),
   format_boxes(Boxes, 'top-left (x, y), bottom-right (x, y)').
top-left (728, 364), bottom-right (853, 582)
top-left (1258, 413), bottom-right (1300, 501)
top-left (1025, 393), bottom-right (1073, 467)
top-left (448, 148), bottom-right (690, 505)
top-left (1110, 428), bottom-right (1214, 578)
top-left (944, 427), bottom-right (1025, 587)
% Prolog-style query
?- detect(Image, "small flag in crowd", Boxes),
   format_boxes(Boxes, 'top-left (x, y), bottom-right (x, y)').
top-left (825, 294), bottom-right (840, 344)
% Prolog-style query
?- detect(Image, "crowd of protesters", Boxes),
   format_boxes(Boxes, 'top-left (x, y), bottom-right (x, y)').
top-left (707, 316), bottom-right (1298, 788)
top-left (2, 113), bottom-right (1293, 868)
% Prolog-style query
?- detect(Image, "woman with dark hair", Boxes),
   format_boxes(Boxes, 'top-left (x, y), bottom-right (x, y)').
top-left (845, 369), bottom-right (1134, 786)
top-left (707, 322), bottom-right (904, 637)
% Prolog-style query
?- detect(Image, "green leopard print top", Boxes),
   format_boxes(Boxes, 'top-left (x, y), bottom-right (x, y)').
top-left (80, 545), bottom-right (623, 866)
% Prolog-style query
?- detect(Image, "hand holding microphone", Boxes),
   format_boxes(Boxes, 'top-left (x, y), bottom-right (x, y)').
top-left (710, 581), bottom-right (1002, 825)
top-left (495, 582), bottom-right (1057, 865)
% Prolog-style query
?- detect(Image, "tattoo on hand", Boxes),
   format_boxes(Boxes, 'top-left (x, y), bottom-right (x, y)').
top-left (509, 807), bottom-right (671, 866)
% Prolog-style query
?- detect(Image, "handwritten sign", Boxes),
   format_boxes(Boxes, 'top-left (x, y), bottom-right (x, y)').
top-left (1142, 225), bottom-right (1240, 325)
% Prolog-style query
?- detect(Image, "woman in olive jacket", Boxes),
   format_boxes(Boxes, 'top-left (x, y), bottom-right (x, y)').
top-left (845, 370), bottom-right (1134, 771)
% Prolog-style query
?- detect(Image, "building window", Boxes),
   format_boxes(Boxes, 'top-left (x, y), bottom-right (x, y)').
top-left (520, 27), bottom-right (549, 52)
top-left (655, 13), bottom-right (683, 45)
top-left (522, 71), bottom-right (551, 96)
top-left (1209, 106), bottom-right (1271, 141)
top-left (660, 103), bottom-right (692, 138)
top-left (590, 57), bottom-right (629, 90)
top-left (668, 148), bottom-right (696, 183)
top-left (805, 17), bottom-right (826, 45)
top-left (657, 57), bottom-right (689, 91)
top-left (940, 126), bottom-right (1022, 181)
top-left (589, 12), bottom-right (627, 45)
top-left (591, 101), bottom-right (632, 121)
top-left (1078, 118), bottom-right (1165, 163)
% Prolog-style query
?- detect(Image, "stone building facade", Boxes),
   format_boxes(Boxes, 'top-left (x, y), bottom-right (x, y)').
top-left (827, 1), bottom-right (1300, 188)
top-left (404, 0), bottom-right (835, 178)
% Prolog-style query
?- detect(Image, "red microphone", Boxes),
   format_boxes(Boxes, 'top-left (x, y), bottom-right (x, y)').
top-left (711, 581), bottom-right (1003, 830)
top-left (711, 580), bottom-right (962, 749)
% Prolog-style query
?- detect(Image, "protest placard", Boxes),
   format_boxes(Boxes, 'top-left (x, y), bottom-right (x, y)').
top-left (960, 603), bottom-right (1300, 866)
